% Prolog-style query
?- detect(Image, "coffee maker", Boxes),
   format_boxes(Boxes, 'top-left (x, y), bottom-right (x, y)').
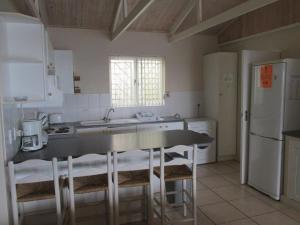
top-left (21, 120), bottom-right (44, 151)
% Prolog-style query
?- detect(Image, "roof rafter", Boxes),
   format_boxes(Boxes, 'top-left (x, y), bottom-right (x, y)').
top-left (169, 0), bottom-right (195, 34)
top-left (111, 0), bottom-right (155, 41)
top-left (24, 0), bottom-right (48, 26)
top-left (111, 0), bottom-right (123, 33)
top-left (169, 0), bottom-right (280, 43)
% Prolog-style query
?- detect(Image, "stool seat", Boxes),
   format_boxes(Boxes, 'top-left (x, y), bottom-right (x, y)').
top-left (118, 170), bottom-right (149, 187)
top-left (69, 174), bottom-right (108, 194)
top-left (17, 181), bottom-right (56, 202)
top-left (154, 165), bottom-right (192, 181)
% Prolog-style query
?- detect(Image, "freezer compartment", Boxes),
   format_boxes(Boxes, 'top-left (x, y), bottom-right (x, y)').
top-left (248, 134), bottom-right (283, 200)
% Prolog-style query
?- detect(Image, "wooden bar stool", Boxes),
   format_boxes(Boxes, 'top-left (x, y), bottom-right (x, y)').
top-left (113, 149), bottom-right (154, 225)
top-left (8, 158), bottom-right (64, 225)
top-left (153, 145), bottom-right (197, 225)
top-left (67, 153), bottom-right (113, 225)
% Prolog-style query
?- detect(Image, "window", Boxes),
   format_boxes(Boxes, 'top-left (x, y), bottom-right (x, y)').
top-left (110, 56), bottom-right (165, 107)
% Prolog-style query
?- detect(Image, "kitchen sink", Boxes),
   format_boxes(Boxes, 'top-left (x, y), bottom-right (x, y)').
top-left (80, 118), bottom-right (139, 126)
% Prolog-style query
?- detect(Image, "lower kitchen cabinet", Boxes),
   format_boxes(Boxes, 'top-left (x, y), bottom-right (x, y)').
top-left (284, 136), bottom-right (300, 203)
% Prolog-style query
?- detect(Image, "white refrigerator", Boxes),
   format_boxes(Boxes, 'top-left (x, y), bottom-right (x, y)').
top-left (249, 59), bottom-right (300, 200)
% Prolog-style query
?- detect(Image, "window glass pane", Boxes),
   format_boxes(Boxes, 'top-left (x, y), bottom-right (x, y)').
top-left (110, 56), bottom-right (164, 107)
top-left (110, 57), bottom-right (136, 107)
top-left (138, 57), bottom-right (164, 106)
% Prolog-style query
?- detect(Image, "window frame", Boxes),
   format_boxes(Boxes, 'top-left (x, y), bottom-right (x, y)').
top-left (109, 56), bottom-right (166, 108)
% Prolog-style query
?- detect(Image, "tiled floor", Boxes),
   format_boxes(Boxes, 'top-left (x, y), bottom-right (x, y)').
top-left (26, 161), bottom-right (300, 225)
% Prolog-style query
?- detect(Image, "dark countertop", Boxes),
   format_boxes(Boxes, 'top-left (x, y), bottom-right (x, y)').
top-left (283, 130), bottom-right (300, 138)
top-left (13, 130), bottom-right (213, 163)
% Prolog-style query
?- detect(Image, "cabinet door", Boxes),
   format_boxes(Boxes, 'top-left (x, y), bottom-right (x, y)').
top-left (54, 50), bottom-right (74, 94)
top-left (287, 140), bottom-right (300, 202)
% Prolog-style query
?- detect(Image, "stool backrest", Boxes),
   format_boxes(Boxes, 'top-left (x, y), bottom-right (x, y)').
top-left (9, 158), bottom-right (58, 184)
top-left (116, 150), bottom-right (149, 171)
top-left (163, 145), bottom-right (194, 166)
top-left (68, 153), bottom-right (109, 178)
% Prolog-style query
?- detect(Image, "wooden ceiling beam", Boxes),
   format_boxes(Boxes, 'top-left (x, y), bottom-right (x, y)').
top-left (112, 0), bottom-right (155, 41)
top-left (169, 0), bottom-right (195, 34)
top-left (123, 0), bottom-right (128, 18)
top-left (24, 0), bottom-right (48, 26)
top-left (195, 0), bottom-right (203, 23)
top-left (169, 0), bottom-right (280, 43)
top-left (111, 0), bottom-right (123, 33)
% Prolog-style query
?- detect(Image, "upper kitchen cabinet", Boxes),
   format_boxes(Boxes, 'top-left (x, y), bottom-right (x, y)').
top-left (203, 52), bottom-right (238, 161)
top-left (54, 50), bottom-right (74, 94)
top-left (0, 13), bottom-right (46, 102)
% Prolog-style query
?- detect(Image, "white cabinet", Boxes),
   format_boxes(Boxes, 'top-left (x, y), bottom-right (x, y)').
top-left (137, 122), bottom-right (183, 132)
top-left (285, 136), bottom-right (300, 203)
top-left (0, 13), bottom-right (47, 102)
top-left (54, 50), bottom-right (74, 94)
top-left (203, 52), bottom-right (237, 160)
top-left (21, 29), bottom-right (63, 108)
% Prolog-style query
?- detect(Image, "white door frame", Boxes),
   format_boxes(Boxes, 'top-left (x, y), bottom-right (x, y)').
top-left (0, 100), bottom-right (10, 225)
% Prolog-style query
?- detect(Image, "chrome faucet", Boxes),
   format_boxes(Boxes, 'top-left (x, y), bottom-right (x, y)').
top-left (103, 108), bottom-right (114, 122)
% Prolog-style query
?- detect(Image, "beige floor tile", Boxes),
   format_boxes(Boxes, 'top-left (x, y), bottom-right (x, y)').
top-left (170, 208), bottom-right (215, 225)
top-left (197, 188), bottom-right (224, 206)
top-left (201, 176), bottom-right (232, 189)
top-left (197, 180), bottom-right (209, 190)
top-left (197, 166), bottom-right (217, 178)
top-left (241, 186), bottom-right (289, 210)
top-left (223, 161), bottom-right (240, 171)
top-left (281, 208), bottom-right (300, 223)
top-left (252, 211), bottom-right (300, 225)
top-left (230, 197), bottom-right (276, 217)
top-left (222, 172), bottom-right (241, 185)
top-left (212, 185), bottom-right (252, 201)
top-left (219, 218), bottom-right (258, 225)
top-left (200, 202), bottom-right (246, 224)
top-left (207, 164), bottom-right (236, 175)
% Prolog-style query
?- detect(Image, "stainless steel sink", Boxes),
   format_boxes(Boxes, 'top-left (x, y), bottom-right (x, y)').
top-left (80, 118), bottom-right (139, 126)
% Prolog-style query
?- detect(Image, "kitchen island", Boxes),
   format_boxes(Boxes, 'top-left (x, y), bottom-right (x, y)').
top-left (13, 130), bottom-right (213, 163)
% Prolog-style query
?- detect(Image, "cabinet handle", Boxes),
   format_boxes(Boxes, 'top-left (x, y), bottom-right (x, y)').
top-left (48, 93), bottom-right (52, 96)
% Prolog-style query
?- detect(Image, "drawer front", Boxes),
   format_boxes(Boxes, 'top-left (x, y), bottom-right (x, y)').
top-left (137, 122), bottom-right (183, 131)
top-left (76, 127), bottom-right (107, 134)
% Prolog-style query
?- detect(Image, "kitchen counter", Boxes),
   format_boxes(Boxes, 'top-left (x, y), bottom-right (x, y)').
top-left (13, 130), bottom-right (213, 163)
top-left (74, 116), bottom-right (183, 129)
top-left (283, 130), bottom-right (300, 138)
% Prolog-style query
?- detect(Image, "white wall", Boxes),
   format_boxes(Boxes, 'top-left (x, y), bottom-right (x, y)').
top-left (26, 28), bottom-right (218, 121)
top-left (48, 28), bottom-right (218, 93)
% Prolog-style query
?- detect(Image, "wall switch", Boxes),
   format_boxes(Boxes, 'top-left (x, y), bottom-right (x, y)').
top-left (8, 130), bottom-right (13, 145)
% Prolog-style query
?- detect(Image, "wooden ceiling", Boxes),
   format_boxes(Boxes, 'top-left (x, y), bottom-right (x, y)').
top-left (14, 0), bottom-right (247, 33)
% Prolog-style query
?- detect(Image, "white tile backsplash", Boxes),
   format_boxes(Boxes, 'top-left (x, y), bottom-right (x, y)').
top-left (1, 103), bottom-right (22, 162)
top-left (24, 91), bottom-right (203, 122)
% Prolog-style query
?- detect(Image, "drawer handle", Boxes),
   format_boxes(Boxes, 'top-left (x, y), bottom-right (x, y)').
top-left (198, 145), bottom-right (208, 149)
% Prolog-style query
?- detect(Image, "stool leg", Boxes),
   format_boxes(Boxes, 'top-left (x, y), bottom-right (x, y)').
top-left (160, 148), bottom-right (165, 225)
top-left (113, 152), bottom-right (119, 225)
top-left (182, 179), bottom-right (187, 217)
top-left (193, 145), bottom-right (197, 225)
top-left (148, 149), bottom-right (154, 225)
top-left (143, 185), bottom-right (148, 221)
top-left (107, 153), bottom-right (114, 225)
